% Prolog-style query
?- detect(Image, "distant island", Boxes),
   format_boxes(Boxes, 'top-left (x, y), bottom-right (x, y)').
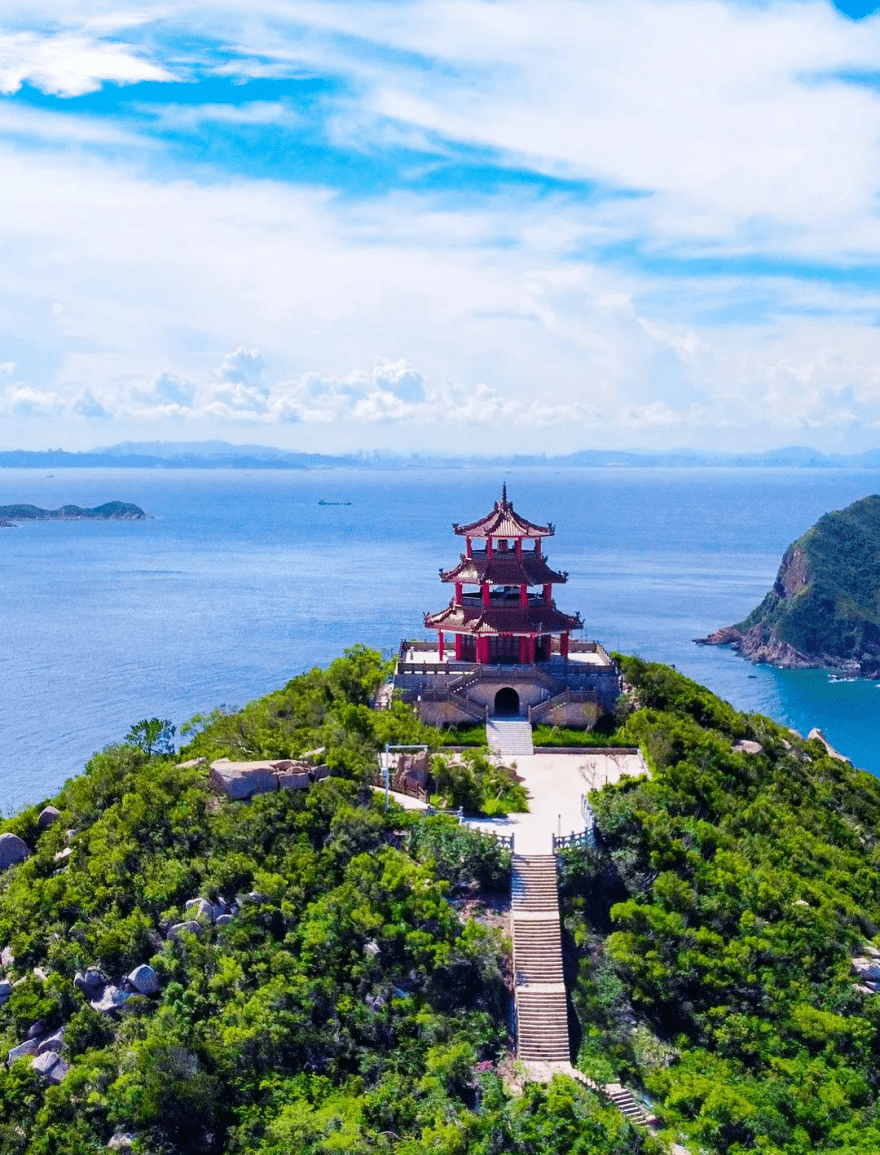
top-left (0, 501), bottom-right (148, 526)
top-left (697, 494), bottom-right (880, 676)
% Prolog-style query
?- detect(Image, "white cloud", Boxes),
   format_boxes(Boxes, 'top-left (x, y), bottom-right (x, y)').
top-left (135, 369), bottom-right (197, 409)
top-left (0, 384), bottom-right (65, 417)
top-left (0, 30), bottom-right (171, 96)
top-left (72, 389), bottom-right (110, 418)
top-left (1, 1), bottom-right (880, 453)
top-left (140, 100), bottom-right (299, 133)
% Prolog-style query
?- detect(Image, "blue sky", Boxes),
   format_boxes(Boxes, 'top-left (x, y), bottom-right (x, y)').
top-left (3, 0), bottom-right (880, 453)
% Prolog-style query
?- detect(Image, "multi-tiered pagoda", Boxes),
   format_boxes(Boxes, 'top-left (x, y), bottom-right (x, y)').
top-left (394, 487), bottom-right (620, 728)
top-left (425, 484), bottom-right (581, 665)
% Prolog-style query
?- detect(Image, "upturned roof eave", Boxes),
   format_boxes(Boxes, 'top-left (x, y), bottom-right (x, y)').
top-left (439, 556), bottom-right (568, 585)
top-left (452, 497), bottom-right (553, 539)
top-left (424, 603), bottom-right (582, 636)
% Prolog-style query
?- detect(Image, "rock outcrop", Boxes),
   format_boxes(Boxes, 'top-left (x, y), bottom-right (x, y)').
top-left (696, 495), bottom-right (880, 675)
top-left (0, 833), bottom-right (30, 870)
top-left (209, 758), bottom-right (329, 800)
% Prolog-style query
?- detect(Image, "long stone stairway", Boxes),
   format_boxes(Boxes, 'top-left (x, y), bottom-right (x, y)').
top-left (487, 719), bottom-right (534, 757)
top-left (510, 854), bottom-right (656, 1132)
top-left (511, 853), bottom-right (569, 1062)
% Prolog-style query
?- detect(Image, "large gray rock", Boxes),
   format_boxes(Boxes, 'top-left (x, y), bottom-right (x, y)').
top-left (167, 920), bottom-right (203, 940)
top-left (37, 806), bottom-right (61, 830)
top-left (107, 1132), bottom-right (137, 1152)
top-left (0, 981), bottom-right (11, 1005)
top-left (7, 1039), bottom-right (39, 1065)
top-left (0, 945), bottom-right (13, 968)
top-left (808, 728), bottom-right (851, 763)
top-left (0, 833), bottom-right (30, 870)
top-left (74, 968), bottom-right (108, 998)
top-left (90, 985), bottom-right (130, 1014)
top-left (127, 964), bottom-right (160, 995)
top-left (733, 740), bottom-right (764, 756)
top-left (215, 914), bottom-right (233, 926)
top-left (853, 957), bottom-right (880, 982)
top-left (38, 1027), bottom-right (65, 1054)
top-left (185, 897), bottom-right (215, 923)
top-left (31, 1050), bottom-right (69, 1084)
top-left (209, 759), bottom-right (279, 800)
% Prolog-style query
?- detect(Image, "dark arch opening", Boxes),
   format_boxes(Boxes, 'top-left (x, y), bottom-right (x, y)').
top-left (494, 687), bottom-right (520, 717)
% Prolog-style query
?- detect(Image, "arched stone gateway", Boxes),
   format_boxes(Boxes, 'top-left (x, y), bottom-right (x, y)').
top-left (494, 687), bottom-right (520, 717)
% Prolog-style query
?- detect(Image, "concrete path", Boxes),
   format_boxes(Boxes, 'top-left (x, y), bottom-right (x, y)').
top-left (370, 785), bottom-right (429, 811)
top-left (464, 750), bottom-right (649, 854)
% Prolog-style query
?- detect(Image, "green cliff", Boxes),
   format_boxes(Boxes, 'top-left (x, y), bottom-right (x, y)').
top-left (698, 494), bottom-right (880, 674)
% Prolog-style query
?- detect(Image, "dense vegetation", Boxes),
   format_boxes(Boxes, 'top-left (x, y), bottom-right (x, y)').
top-left (561, 655), bottom-right (880, 1153)
top-left (734, 494), bottom-right (880, 665)
top-left (6, 644), bottom-right (880, 1153)
top-left (0, 649), bottom-right (643, 1155)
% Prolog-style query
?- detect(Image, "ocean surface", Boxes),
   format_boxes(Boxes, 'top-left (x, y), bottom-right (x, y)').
top-left (1, 466), bottom-right (879, 812)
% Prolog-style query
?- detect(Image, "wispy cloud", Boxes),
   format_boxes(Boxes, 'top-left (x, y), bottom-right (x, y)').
top-left (1, 0), bottom-right (880, 452)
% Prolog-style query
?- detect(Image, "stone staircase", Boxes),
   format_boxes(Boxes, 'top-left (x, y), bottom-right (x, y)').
top-left (510, 857), bottom-right (656, 1132)
top-left (487, 719), bottom-right (534, 757)
top-left (511, 853), bottom-right (569, 1062)
top-left (604, 1082), bottom-right (651, 1126)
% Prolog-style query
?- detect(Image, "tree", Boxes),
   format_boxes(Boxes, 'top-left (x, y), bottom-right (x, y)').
top-left (125, 718), bottom-right (176, 757)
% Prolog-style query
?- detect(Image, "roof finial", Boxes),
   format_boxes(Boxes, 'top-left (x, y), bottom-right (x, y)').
top-left (501, 481), bottom-right (508, 504)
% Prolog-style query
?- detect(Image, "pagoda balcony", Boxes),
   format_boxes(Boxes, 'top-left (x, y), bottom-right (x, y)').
top-left (396, 637), bottom-right (614, 675)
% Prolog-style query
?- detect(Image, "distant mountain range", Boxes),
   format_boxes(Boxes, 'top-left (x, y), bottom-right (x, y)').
top-left (3, 441), bottom-right (880, 469)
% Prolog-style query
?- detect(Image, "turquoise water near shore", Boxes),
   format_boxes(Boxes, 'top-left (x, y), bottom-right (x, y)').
top-left (1, 465), bottom-right (878, 811)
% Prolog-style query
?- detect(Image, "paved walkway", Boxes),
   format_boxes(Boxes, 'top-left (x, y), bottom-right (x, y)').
top-left (463, 750), bottom-right (649, 854)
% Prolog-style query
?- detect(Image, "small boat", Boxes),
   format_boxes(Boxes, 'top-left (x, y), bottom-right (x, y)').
top-left (318, 500), bottom-right (352, 506)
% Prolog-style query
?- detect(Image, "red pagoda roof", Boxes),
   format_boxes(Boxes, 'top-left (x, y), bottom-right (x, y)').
top-left (424, 601), bottom-right (582, 636)
top-left (453, 485), bottom-right (553, 540)
top-left (441, 553), bottom-right (567, 586)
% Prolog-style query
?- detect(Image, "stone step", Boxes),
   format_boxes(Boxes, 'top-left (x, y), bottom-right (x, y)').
top-left (604, 1083), bottom-right (650, 1124)
top-left (486, 720), bottom-right (534, 757)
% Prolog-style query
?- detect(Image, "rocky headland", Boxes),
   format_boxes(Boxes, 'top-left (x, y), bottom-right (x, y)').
top-left (0, 500), bottom-right (148, 525)
top-left (697, 494), bottom-right (880, 676)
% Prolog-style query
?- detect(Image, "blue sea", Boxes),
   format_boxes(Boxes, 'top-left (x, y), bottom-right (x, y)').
top-left (1, 466), bottom-right (878, 812)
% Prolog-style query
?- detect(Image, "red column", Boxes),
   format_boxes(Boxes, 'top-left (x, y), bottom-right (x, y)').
top-left (479, 636), bottom-right (490, 663)
top-left (528, 635), bottom-right (536, 663)
top-left (561, 631), bottom-right (569, 659)
top-left (516, 538), bottom-right (523, 558)
top-left (455, 582), bottom-right (462, 605)
top-left (455, 633), bottom-right (462, 660)
top-left (535, 538), bottom-right (541, 557)
top-left (482, 583), bottom-right (490, 606)
top-left (520, 585), bottom-right (528, 607)
top-left (466, 538), bottom-right (472, 558)
top-left (543, 583), bottom-right (552, 603)
top-left (438, 632), bottom-right (445, 661)
top-left (518, 636), bottom-right (527, 663)
top-left (486, 538), bottom-right (493, 557)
